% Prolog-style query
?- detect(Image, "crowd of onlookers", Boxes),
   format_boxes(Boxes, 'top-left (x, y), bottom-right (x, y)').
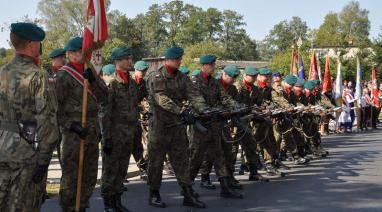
top-left (334, 80), bottom-right (381, 133)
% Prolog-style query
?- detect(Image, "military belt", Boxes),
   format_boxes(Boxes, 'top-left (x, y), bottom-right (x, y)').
top-left (0, 120), bottom-right (19, 132)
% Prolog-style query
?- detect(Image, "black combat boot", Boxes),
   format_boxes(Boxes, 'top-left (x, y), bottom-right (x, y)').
top-left (219, 177), bottom-right (243, 199)
top-left (273, 158), bottom-right (290, 170)
top-left (293, 153), bottom-right (309, 165)
top-left (180, 186), bottom-right (200, 198)
top-left (229, 175), bottom-right (243, 190)
top-left (200, 174), bottom-right (216, 189)
top-left (248, 164), bottom-right (269, 182)
top-left (148, 190), bottom-right (166, 208)
top-left (103, 196), bottom-right (116, 212)
top-left (182, 186), bottom-right (206, 208)
top-left (115, 193), bottom-right (131, 212)
top-left (266, 162), bottom-right (286, 177)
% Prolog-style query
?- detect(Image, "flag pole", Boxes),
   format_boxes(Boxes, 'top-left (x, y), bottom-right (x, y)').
top-left (75, 75), bottom-right (88, 212)
top-left (290, 46), bottom-right (294, 75)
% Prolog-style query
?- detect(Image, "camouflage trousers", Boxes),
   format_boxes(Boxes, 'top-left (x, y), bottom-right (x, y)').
top-left (200, 128), bottom-right (238, 177)
top-left (253, 121), bottom-right (278, 164)
top-left (131, 124), bottom-right (147, 170)
top-left (147, 118), bottom-right (192, 191)
top-left (101, 123), bottom-right (135, 199)
top-left (273, 116), bottom-right (298, 156)
top-left (0, 163), bottom-right (45, 212)
top-left (59, 125), bottom-right (99, 212)
top-left (189, 124), bottom-right (229, 181)
top-left (300, 114), bottom-right (322, 147)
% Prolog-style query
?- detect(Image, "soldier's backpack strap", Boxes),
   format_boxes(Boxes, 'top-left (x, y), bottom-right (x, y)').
top-left (60, 65), bottom-right (97, 100)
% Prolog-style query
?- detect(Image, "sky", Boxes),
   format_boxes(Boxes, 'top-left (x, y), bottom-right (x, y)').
top-left (0, 0), bottom-right (381, 48)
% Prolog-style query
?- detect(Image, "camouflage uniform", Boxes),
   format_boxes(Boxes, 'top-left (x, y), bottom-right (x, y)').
top-left (188, 73), bottom-right (237, 181)
top-left (146, 65), bottom-right (207, 191)
top-left (101, 72), bottom-right (139, 200)
top-left (271, 83), bottom-right (299, 158)
top-left (0, 54), bottom-right (58, 212)
top-left (253, 83), bottom-right (278, 165)
top-left (233, 81), bottom-right (263, 170)
top-left (131, 73), bottom-right (149, 172)
top-left (281, 88), bottom-right (307, 156)
top-left (56, 63), bottom-right (107, 211)
top-left (200, 79), bottom-right (239, 178)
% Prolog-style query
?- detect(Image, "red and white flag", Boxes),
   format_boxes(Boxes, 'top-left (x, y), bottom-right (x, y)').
top-left (372, 66), bottom-right (380, 107)
top-left (82, 0), bottom-right (108, 61)
top-left (308, 51), bottom-right (318, 80)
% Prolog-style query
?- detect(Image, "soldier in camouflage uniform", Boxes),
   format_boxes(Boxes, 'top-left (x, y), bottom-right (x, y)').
top-left (100, 47), bottom-right (138, 212)
top-left (47, 48), bottom-right (66, 83)
top-left (189, 56), bottom-right (243, 199)
top-left (234, 67), bottom-right (272, 181)
top-left (271, 73), bottom-right (309, 165)
top-left (253, 69), bottom-right (288, 174)
top-left (311, 81), bottom-right (332, 157)
top-left (130, 60), bottom-right (150, 180)
top-left (146, 45), bottom-right (208, 208)
top-left (0, 22), bottom-right (58, 212)
top-left (198, 65), bottom-right (245, 190)
top-left (280, 75), bottom-right (309, 159)
top-left (56, 37), bottom-right (108, 212)
top-left (100, 64), bottom-right (116, 87)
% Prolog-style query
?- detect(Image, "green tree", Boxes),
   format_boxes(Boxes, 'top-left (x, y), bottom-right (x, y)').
top-left (141, 4), bottom-right (168, 57)
top-left (261, 16), bottom-right (308, 60)
top-left (315, 12), bottom-right (344, 46)
top-left (204, 8), bottom-right (223, 40)
top-left (339, 0), bottom-right (370, 45)
top-left (106, 10), bottom-right (145, 61)
top-left (182, 40), bottom-right (224, 70)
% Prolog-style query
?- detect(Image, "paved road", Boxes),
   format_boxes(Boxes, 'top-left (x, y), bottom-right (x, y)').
top-left (42, 129), bottom-right (382, 212)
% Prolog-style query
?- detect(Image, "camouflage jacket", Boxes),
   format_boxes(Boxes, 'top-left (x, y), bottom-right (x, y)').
top-left (131, 73), bottom-right (149, 113)
top-left (0, 54), bottom-right (58, 165)
top-left (221, 81), bottom-right (239, 101)
top-left (254, 82), bottom-right (272, 106)
top-left (103, 72), bottom-right (140, 138)
top-left (191, 73), bottom-right (237, 108)
top-left (147, 66), bottom-right (207, 125)
top-left (295, 92), bottom-right (309, 106)
top-left (235, 80), bottom-right (260, 107)
top-left (316, 93), bottom-right (335, 109)
top-left (271, 83), bottom-right (293, 109)
top-left (56, 63), bottom-right (107, 131)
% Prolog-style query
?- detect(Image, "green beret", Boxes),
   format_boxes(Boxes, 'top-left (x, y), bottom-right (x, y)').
top-left (191, 69), bottom-right (201, 76)
top-left (259, 68), bottom-right (272, 75)
top-left (64, 37), bottom-right (83, 51)
top-left (134, 60), bottom-right (149, 71)
top-left (102, 64), bottom-right (116, 75)
top-left (10, 22), bottom-right (45, 41)
top-left (223, 65), bottom-right (240, 78)
top-left (284, 75), bottom-right (298, 85)
top-left (304, 80), bottom-right (316, 90)
top-left (295, 78), bottom-right (305, 87)
top-left (165, 45), bottom-right (184, 59)
top-left (200, 55), bottom-right (217, 64)
top-left (244, 66), bottom-right (258, 76)
top-left (112, 47), bottom-right (132, 60)
top-left (179, 67), bottom-right (190, 74)
top-left (49, 48), bottom-right (66, 59)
